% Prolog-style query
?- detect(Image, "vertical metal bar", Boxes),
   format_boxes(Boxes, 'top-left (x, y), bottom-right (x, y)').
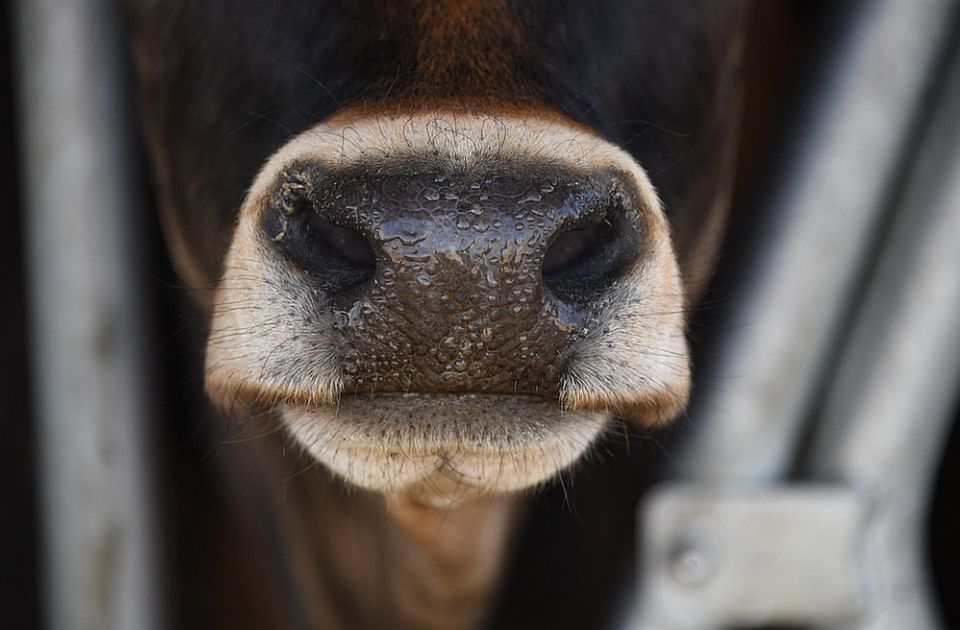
top-left (676, 0), bottom-right (956, 481)
top-left (628, 1), bottom-right (960, 628)
top-left (13, 0), bottom-right (160, 629)
top-left (804, 31), bottom-right (960, 629)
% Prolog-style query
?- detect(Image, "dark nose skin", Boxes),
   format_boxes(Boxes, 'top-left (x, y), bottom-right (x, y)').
top-left (263, 164), bottom-right (642, 396)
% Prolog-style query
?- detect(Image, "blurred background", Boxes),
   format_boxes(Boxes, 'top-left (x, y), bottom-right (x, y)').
top-left (2, 1), bottom-right (959, 628)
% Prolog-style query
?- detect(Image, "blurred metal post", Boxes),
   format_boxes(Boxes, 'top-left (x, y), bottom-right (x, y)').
top-left (13, 0), bottom-right (160, 629)
top-left (803, 28), bottom-right (960, 627)
top-left (676, 0), bottom-right (956, 482)
top-left (629, 0), bottom-right (960, 628)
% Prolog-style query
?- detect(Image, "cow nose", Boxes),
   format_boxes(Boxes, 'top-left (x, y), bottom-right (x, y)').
top-left (263, 167), bottom-right (642, 395)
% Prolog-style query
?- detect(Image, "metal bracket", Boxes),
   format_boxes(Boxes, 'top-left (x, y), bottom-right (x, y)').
top-left (632, 484), bottom-right (868, 630)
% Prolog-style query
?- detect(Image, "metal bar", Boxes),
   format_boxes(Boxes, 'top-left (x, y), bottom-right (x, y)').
top-left (676, 0), bottom-right (957, 481)
top-left (627, 1), bottom-right (960, 628)
top-left (804, 27), bottom-right (960, 629)
top-left (633, 485), bottom-right (868, 630)
top-left (13, 0), bottom-right (160, 629)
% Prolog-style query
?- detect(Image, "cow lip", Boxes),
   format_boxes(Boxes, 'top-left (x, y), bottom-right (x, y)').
top-left (317, 391), bottom-right (553, 403)
top-left (277, 391), bottom-right (560, 417)
top-left (278, 392), bottom-right (611, 494)
top-left (282, 392), bottom-right (576, 452)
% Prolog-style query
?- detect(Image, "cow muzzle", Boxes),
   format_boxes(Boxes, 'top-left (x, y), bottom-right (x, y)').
top-left (205, 112), bottom-right (691, 500)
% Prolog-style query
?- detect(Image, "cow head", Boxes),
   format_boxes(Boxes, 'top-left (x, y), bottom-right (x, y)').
top-left (122, 0), bottom-right (747, 504)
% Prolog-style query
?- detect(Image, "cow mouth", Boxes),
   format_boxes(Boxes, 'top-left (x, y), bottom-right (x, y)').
top-left (279, 393), bottom-right (609, 499)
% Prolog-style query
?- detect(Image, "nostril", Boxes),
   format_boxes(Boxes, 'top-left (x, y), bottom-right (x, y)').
top-left (542, 227), bottom-right (603, 276)
top-left (542, 212), bottom-right (639, 303)
top-left (264, 186), bottom-right (376, 294)
top-left (310, 216), bottom-right (377, 269)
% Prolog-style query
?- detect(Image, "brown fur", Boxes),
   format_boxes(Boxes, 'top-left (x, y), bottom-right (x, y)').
top-left (193, 422), bottom-right (521, 629)
top-left (356, 0), bottom-right (538, 107)
top-left (414, 0), bottom-right (527, 94)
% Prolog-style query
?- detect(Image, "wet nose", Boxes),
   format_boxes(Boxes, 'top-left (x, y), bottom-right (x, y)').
top-left (263, 166), bottom-right (643, 395)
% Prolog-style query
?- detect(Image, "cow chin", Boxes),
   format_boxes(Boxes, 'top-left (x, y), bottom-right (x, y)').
top-left (280, 394), bottom-right (609, 501)
top-left (204, 110), bottom-right (691, 500)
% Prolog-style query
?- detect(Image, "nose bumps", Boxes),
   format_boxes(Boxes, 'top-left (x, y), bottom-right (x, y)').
top-left (266, 167), bottom-right (636, 396)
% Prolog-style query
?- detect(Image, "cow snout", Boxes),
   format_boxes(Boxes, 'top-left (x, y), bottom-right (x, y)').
top-left (205, 113), bottom-right (691, 495)
top-left (263, 167), bottom-right (643, 397)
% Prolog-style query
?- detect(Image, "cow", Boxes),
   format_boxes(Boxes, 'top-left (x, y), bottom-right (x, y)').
top-left (119, 1), bottom-right (755, 627)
